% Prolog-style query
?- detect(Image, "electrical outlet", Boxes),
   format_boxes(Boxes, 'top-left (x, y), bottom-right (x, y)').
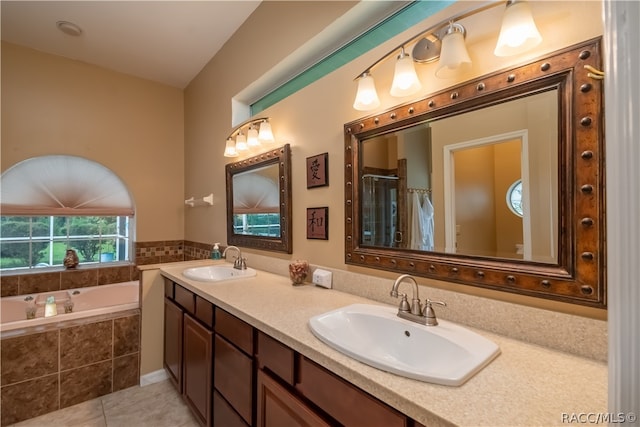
top-left (312, 269), bottom-right (332, 289)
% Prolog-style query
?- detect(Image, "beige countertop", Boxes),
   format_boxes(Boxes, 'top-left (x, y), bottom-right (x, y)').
top-left (159, 260), bottom-right (607, 427)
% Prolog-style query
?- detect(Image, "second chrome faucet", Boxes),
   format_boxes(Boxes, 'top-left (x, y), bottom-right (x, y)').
top-left (390, 274), bottom-right (446, 326)
top-left (222, 245), bottom-right (247, 270)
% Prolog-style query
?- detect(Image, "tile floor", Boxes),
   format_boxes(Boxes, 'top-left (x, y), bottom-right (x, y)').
top-left (8, 380), bottom-right (199, 427)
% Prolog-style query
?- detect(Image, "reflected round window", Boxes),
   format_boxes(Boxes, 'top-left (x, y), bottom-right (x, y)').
top-left (507, 179), bottom-right (523, 217)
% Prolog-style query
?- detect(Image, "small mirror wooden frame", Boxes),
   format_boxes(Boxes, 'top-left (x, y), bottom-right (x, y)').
top-left (344, 38), bottom-right (605, 307)
top-left (226, 144), bottom-right (292, 253)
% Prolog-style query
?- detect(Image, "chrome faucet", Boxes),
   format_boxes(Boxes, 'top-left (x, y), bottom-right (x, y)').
top-left (222, 245), bottom-right (246, 270)
top-left (390, 274), bottom-right (446, 326)
top-left (390, 274), bottom-right (422, 316)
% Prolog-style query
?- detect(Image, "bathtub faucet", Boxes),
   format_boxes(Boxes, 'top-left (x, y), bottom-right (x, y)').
top-left (222, 245), bottom-right (246, 270)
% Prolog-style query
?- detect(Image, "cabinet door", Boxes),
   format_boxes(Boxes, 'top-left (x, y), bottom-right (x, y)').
top-left (184, 314), bottom-right (213, 427)
top-left (164, 297), bottom-right (183, 392)
top-left (257, 370), bottom-right (331, 427)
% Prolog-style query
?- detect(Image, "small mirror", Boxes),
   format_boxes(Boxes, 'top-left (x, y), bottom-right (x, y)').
top-left (226, 144), bottom-right (292, 253)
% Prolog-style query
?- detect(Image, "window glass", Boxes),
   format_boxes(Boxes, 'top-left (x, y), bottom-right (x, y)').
top-left (0, 216), bottom-right (131, 270)
top-left (506, 180), bottom-right (524, 217)
top-left (233, 213), bottom-right (281, 237)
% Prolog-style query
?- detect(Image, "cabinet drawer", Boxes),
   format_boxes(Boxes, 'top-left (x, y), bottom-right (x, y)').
top-left (174, 285), bottom-right (195, 314)
top-left (257, 331), bottom-right (295, 386)
top-left (215, 308), bottom-right (254, 355)
top-left (214, 334), bottom-right (254, 425)
top-left (195, 295), bottom-right (214, 329)
top-left (297, 357), bottom-right (408, 427)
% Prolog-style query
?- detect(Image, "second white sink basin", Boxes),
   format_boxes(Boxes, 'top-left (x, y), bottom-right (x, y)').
top-left (309, 303), bottom-right (500, 386)
top-left (182, 265), bottom-right (257, 282)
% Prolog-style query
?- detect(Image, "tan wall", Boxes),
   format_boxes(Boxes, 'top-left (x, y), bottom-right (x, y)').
top-left (1, 42), bottom-right (185, 242)
top-left (183, 1), bottom-right (604, 318)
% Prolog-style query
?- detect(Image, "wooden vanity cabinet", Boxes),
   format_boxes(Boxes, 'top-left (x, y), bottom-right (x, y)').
top-left (163, 281), bottom-right (214, 427)
top-left (256, 331), bottom-right (410, 427)
top-left (164, 280), bottom-right (421, 427)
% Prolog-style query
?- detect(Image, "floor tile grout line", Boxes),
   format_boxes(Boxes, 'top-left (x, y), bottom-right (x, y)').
top-left (100, 396), bottom-right (108, 427)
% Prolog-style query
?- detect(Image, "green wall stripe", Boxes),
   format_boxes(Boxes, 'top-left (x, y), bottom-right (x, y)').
top-left (251, 1), bottom-right (454, 115)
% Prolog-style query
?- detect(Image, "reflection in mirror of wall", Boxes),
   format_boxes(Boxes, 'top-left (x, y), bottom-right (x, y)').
top-left (232, 164), bottom-right (281, 237)
top-left (226, 144), bottom-right (292, 253)
top-left (345, 39), bottom-right (605, 307)
top-left (361, 90), bottom-right (558, 264)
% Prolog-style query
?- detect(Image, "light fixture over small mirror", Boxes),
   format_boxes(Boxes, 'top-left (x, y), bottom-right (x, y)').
top-left (223, 117), bottom-right (275, 157)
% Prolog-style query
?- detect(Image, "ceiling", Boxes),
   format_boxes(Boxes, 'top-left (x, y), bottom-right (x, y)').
top-left (1, 1), bottom-right (262, 88)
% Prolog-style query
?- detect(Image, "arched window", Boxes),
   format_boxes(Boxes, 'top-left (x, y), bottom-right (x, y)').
top-left (506, 179), bottom-right (523, 217)
top-left (0, 155), bottom-right (134, 270)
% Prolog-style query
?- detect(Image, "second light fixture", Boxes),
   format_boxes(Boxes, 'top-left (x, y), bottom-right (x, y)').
top-left (352, 0), bottom-right (542, 112)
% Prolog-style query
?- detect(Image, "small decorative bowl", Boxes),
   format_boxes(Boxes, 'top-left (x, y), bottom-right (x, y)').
top-left (289, 260), bottom-right (309, 285)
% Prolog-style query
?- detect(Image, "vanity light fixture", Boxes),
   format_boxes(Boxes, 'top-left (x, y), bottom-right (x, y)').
top-left (246, 125), bottom-right (260, 147)
top-left (223, 117), bottom-right (275, 157)
top-left (435, 23), bottom-right (472, 79)
top-left (351, 0), bottom-right (541, 111)
top-left (353, 72), bottom-right (381, 111)
top-left (390, 47), bottom-right (422, 97)
top-left (224, 137), bottom-right (238, 157)
top-left (235, 131), bottom-right (248, 152)
top-left (494, 0), bottom-right (542, 57)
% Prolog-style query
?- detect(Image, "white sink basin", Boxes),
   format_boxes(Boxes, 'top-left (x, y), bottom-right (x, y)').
top-left (308, 303), bottom-right (500, 386)
top-left (182, 265), bottom-right (257, 282)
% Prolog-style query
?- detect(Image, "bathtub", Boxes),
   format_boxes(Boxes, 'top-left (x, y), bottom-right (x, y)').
top-left (1, 281), bottom-right (139, 333)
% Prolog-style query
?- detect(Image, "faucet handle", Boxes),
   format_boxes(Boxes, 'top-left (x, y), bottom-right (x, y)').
top-left (398, 294), bottom-right (411, 312)
top-left (423, 299), bottom-right (446, 326)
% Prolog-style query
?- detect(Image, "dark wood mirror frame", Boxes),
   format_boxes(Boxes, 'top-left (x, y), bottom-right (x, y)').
top-left (344, 38), bottom-right (605, 307)
top-left (226, 144), bottom-right (292, 253)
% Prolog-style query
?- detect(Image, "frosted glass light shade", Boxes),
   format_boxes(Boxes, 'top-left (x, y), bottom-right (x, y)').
top-left (258, 120), bottom-right (275, 143)
top-left (247, 126), bottom-right (260, 147)
top-left (235, 132), bottom-right (248, 151)
top-left (224, 137), bottom-right (238, 157)
top-left (390, 53), bottom-right (421, 97)
top-left (353, 73), bottom-right (380, 111)
top-left (494, 0), bottom-right (542, 57)
top-left (435, 26), bottom-right (472, 79)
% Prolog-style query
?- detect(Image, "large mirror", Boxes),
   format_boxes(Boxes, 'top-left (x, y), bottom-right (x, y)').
top-left (344, 38), bottom-right (605, 307)
top-left (226, 144), bottom-right (292, 253)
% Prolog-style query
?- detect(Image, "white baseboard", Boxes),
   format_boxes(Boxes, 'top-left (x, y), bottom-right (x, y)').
top-left (140, 369), bottom-right (169, 387)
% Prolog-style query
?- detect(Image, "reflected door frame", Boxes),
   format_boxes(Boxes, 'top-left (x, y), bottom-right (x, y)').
top-left (443, 129), bottom-right (531, 258)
